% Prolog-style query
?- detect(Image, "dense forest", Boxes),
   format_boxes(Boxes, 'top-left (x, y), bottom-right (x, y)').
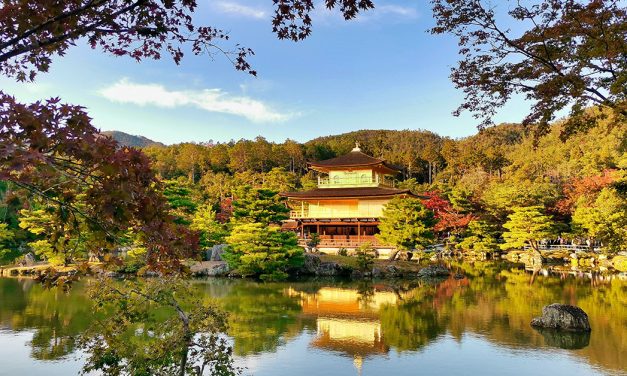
top-left (1, 108), bottom-right (626, 268)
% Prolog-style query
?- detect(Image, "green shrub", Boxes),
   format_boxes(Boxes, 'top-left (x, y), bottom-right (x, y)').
top-left (355, 243), bottom-right (376, 273)
top-left (224, 223), bottom-right (304, 281)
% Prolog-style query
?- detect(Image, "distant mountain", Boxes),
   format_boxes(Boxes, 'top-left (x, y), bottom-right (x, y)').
top-left (101, 131), bottom-right (164, 148)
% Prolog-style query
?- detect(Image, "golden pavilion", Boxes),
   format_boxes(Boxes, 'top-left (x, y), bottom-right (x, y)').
top-left (280, 143), bottom-right (416, 255)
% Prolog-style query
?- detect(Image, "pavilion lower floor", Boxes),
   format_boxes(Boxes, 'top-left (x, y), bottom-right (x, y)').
top-left (290, 219), bottom-right (387, 248)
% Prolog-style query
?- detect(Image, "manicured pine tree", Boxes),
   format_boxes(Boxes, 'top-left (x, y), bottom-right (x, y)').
top-left (224, 186), bottom-right (302, 280)
top-left (231, 186), bottom-right (289, 226)
top-left (376, 197), bottom-right (437, 260)
top-left (224, 223), bottom-right (303, 281)
top-left (500, 206), bottom-right (556, 254)
top-left (457, 220), bottom-right (499, 253)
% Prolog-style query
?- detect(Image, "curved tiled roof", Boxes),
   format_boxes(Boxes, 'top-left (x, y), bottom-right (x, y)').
top-left (308, 150), bottom-right (385, 168)
top-left (280, 187), bottom-right (417, 199)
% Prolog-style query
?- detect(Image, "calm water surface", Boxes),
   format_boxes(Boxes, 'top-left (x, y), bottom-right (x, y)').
top-left (0, 262), bottom-right (626, 376)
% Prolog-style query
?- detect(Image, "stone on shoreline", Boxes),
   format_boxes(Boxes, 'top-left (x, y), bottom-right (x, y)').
top-left (416, 264), bottom-right (450, 278)
top-left (18, 252), bottom-right (36, 267)
top-left (206, 244), bottom-right (228, 261)
top-left (190, 261), bottom-right (230, 277)
top-left (531, 303), bottom-right (591, 332)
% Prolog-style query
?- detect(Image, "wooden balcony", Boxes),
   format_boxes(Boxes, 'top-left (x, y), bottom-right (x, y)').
top-left (298, 235), bottom-right (385, 248)
top-left (289, 208), bottom-right (382, 219)
top-left (317, 176), bottom-right (394, 188)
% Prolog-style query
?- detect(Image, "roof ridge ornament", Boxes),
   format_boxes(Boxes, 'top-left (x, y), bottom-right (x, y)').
top-left (352, 141), bottom-right (361, 152)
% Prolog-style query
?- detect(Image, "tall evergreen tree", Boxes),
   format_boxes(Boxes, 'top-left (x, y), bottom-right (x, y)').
top-left (377, 197), bottom-right (437, 260)
top-left (501, 206), bottom-right (557, 254)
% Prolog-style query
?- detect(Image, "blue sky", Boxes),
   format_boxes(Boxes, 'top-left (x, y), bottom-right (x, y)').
top-left (2, 1), bottom-right (531, 145)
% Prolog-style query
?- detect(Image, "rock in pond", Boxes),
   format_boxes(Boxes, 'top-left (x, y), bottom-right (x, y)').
top-left (531, 303), bottom-right (591, 332)
top-left (416, 264), bottom-right (450, 278)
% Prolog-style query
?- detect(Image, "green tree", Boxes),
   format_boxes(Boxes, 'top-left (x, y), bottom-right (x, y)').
top-left (299, 171), bottom-right (318, 191)
top-left (262, 167), bottom-right (298, 192)
top-left (223, 223), bottom-right (304, 281)
top-left (0, 223), bottom-right (16, 263)
top-left (572, 187), bottom-right (627, 253)
top-left (231, 186), bottom-right (289, 226)
top-left (190, 205), bottom-right (229, 249)
top-left (457, 220), bottom-right (499, 253)
top-left (355, 242), bottom-right (376, 273)
top-left (199, 171), bottom-right (234, 204)
top-left (376, 197), bottom-right (437, 260)
top-left (481, 180), bottom-right (560, 222)
top-left (19, 206), bottom-right (93, 266)
top-left (163, 178), bottom-right (199, 225)
top-left (431, 0), bottom-right (627, 137)
top-left (501, 206), bottom-right (557, 254)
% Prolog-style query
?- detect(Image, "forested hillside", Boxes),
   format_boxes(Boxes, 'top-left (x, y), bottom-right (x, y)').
top-left (102, 131), bottom-right (164, 148)
top-left (135, 110), bottom-right (626, 252)
top-left (2, 110), bottom-right (625, 266)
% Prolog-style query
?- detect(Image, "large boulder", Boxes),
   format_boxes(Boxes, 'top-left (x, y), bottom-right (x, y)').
top-left (190, 261), bottom-right (230, 277)
top-left (531, 304), bottom-right (591, 332)
top-left (302, 254), bottom-right (321, 275)
top-left (19, 252), bottom-right (36, 267)
top-left (385, 265), bottom-right (402, 278)
top-left (207, 244), bottom-right (228, 261)
top-left (315, 261), bottom-right (343, 276)
top-left (417, 264), bottom-right (450, 278)
top-left (206, 262), bottom-right (229, 276)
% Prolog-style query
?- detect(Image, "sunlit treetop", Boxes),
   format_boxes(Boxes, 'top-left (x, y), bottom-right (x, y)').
top-left (431, 0), bottom-right (627, 138)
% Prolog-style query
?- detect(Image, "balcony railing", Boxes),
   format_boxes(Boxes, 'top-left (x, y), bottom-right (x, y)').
top-left (318, 176), bottom-right (394, 188)
top-left (289, 207), bottom-right (382, 219)
top-left (298, 235), bottom-right (385, 248)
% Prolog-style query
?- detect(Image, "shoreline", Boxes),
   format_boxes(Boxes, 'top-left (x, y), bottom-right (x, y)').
top-left (2, 251), bottom-right (626, 280)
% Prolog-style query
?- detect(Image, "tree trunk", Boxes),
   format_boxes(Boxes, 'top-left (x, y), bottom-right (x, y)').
top-left (175, 304), bottom-right (191, 376)
top-left (428, 162), bottom-right (432, 184)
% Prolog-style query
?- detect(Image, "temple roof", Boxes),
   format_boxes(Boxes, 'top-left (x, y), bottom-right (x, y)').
top-left (280, 187), bottom-right (417, 199)
top-left (309, 150), bottom-right (384, 168)
top-left (308, 147), bottom-right (399, 174)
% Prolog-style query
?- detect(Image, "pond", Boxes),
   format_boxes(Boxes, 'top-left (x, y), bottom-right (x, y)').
top-left (0, 262), bottom-right (626, 376)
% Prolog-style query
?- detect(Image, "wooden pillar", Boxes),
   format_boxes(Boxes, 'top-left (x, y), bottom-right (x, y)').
top-left (301, 223), bottom-right (304, 238)
top-left (357, 222), bottom-right (361, 244)
top-left (316, 223), bottom-right (320, 234)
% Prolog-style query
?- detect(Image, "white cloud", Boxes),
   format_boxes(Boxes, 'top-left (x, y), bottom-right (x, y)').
top-left (99, 78), bottom-right (295, 123)
top-left (214, 1), bottom-right (267, 19)
top-left (377, 5), bottom-right (418, 19)
top-left (312, 2), bottom-right (418, 23)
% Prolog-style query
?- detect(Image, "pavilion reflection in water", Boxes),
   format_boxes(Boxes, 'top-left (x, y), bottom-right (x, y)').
top-left (289, 287), bottom-right (399, 375)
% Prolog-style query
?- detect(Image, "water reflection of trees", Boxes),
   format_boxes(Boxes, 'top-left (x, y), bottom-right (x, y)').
top-left (205, 281), bottom-right (304, 356)
top-left (1, 265), bottom-right (625, 373)
top-left (0, 278), bottom-right (93, 361)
